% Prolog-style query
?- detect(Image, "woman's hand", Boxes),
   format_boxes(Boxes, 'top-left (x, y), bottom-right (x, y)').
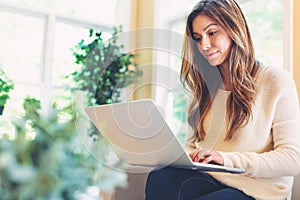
top-left (189, 148), bottom-right (224, 166)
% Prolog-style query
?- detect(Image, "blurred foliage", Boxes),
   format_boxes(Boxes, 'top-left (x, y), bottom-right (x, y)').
top-left (23, 96), bottom-right (41, 113)
top-left (172, 92), bottom-right (188, 124)
top-left (0, 95), bottom-right (127, 200)
top-left (0, 68), bottom-right (14, 108)
top-left (69, 26), bottom-right (142, 106)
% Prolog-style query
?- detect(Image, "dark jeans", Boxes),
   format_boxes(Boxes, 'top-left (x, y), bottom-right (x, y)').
top-left (145, 166), bottom-right (255, 200)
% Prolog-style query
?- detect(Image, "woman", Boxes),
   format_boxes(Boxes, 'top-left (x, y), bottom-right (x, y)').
top-left (145, 0), bottom-right (300, 199)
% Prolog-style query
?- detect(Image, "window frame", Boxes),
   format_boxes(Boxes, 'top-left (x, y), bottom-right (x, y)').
top-left (0, 1), bottom-right (130, 113)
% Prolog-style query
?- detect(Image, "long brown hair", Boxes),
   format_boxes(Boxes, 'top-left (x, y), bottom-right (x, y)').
top-left (181, 0), bottom-right (260, 141)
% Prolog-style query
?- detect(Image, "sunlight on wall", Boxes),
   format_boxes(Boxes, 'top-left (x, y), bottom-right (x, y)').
top-left (294, 0), bottom-right (300, 99)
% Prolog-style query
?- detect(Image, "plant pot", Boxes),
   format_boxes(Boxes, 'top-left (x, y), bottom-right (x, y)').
top-left (0, 105), bottom-right (4, 115)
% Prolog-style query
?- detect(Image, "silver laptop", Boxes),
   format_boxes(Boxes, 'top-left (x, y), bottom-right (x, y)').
top-left (85, 99), bottom-right (244, 174)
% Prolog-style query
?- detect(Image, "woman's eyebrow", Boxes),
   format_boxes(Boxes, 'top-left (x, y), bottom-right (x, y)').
top-left (193, 23), bottom-right (218, 35)
top-left (203, 23), bottom-right (218, 31)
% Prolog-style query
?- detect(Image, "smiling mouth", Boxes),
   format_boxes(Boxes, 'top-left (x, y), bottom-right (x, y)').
top-left (206, 51), bottom-right (218, 58)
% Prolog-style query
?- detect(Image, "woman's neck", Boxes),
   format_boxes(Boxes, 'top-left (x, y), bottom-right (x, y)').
top-left (218, 64), bottom-right (232, 91)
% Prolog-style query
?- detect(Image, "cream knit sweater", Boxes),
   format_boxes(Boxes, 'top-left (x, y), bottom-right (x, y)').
top-left (185, 66), bottom-right (300, 200)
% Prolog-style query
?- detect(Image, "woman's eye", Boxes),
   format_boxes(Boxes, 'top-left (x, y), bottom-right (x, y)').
top-left (193, 37), bottom-right (201, 42)
top-left (209, 31), bottom-right (217, 36)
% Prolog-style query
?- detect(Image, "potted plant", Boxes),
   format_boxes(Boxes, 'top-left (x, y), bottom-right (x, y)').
top-left (0, 95), bottom-right (127, 199)
top-left (0, 68), bottom-right (14, 115)
top-left (69, 26), bottom-right (142, 106)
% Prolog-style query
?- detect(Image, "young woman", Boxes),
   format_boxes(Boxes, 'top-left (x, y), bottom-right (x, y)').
top-left (145, 0), bottom-right (300, 199)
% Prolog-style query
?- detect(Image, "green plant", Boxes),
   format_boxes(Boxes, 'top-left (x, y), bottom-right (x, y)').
top-left (0, 68), bottom-right (14, 107)
top-left (23, 96), bottom-right (41, 111)
top-left (0, 95), bottom-right (127, 200)
top-left (69, 26), bottom-right (142, 106)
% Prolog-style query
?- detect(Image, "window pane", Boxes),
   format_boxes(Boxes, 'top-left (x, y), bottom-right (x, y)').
top-left (0, 11), bottom-right (44, 83)
top-left (52, 23), bottom-right (90, 88)
top-left (52, 22), bottom-right (111, 88)
top-left (0, 0), bottom-right (52, 11)
top-left (2, 0), bottom-right (117, 26)
top-left (55, 0), bottom-right (117, 25)
top-left (240, 0), bottom-right (283, 67)
top-left (52, 22), bottom-right (112, 108)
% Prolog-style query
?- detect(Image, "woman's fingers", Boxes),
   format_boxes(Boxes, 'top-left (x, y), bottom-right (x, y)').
top-left (189, 148), bottom-right (210, 162)
top-left (201, 152), bottom-right (224, 165)
top-left (201, 155), bottom-right (214, 164)
top-left (189, 148), bottom-right (201, 161)
top-left (189, 149), bottom-right (224, 165)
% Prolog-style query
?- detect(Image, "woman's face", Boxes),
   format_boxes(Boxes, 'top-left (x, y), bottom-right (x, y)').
top-left (192, 14), bottom-right (232, 68)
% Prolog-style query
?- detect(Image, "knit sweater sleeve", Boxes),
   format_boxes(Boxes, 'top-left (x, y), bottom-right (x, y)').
top-left (219, 67), bottom-right (300, 178)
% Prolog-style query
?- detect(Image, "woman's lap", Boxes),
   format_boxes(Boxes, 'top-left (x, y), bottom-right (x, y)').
top-left (145, 166), bottom-right (254, 200)
top-left (192, 188), bottom-right (255, 200)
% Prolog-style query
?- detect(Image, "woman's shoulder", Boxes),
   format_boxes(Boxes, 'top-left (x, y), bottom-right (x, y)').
top-left (254, 65), bottom-right (298, 104)
top-left (256, 65), bottom-right (294, 88)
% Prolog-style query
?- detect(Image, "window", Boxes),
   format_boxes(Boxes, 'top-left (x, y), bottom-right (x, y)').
top-left (52, 21), bottom-right (112, 109)
top-left (0, 0), bottom-right (117, 25)
top-left (0, 0), bottom-right (129, 133)
top-left (153, 0), bottom-right (291, 142)
top-left (0, 10), bottom-right (45, 117)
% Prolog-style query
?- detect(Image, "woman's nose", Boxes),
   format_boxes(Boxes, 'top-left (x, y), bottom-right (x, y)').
top-left (200, 37), bottom-right (211, 50)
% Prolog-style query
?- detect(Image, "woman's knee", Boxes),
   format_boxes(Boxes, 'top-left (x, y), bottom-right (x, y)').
top-left (146, 166), bottom-right (176, 188)
top-left (145, 167), bottom-right (179, 199)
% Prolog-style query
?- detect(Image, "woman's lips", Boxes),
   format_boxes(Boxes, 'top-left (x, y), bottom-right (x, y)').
top-left (206, 51), bottom-right (218, 58)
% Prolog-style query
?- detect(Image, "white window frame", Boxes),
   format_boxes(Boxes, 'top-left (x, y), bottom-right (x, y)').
top-left (0, 0), bottom-right (131, 113)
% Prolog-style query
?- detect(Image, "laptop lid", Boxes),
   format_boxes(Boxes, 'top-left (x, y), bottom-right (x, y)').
top-left (85, 99), bottom-right (244, 174)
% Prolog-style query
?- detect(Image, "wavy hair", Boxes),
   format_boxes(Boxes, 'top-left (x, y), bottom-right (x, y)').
top-left (181, 0), bottom-right (260, 141)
